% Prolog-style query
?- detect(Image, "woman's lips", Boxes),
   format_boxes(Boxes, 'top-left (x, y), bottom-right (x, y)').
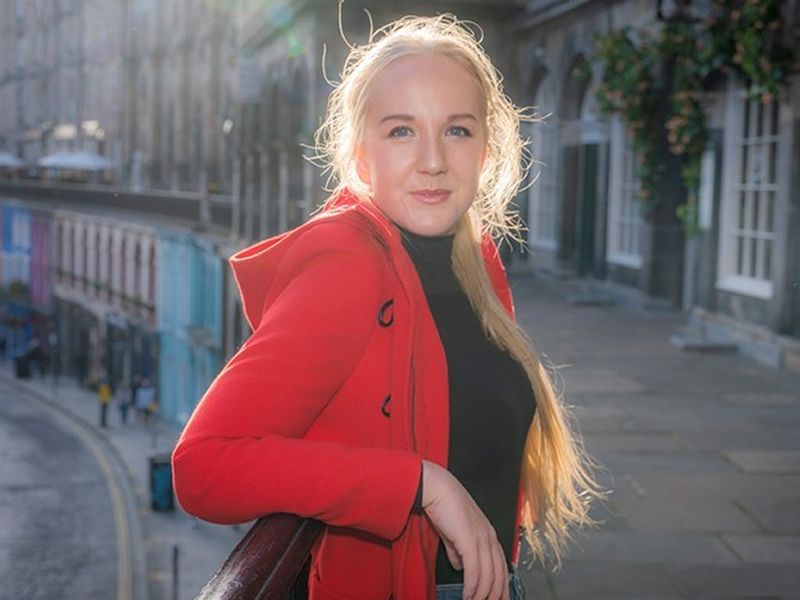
top-left (410, 189), bottom-right (451, 204)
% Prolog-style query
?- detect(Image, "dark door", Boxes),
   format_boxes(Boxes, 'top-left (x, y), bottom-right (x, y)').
top-left (577, 143), bottom-right (598, 277)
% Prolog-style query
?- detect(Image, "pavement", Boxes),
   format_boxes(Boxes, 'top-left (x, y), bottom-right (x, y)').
top-left (2, 273), bottom-right (799, 599)
top-left (512, 275), bottom-right (800, 600)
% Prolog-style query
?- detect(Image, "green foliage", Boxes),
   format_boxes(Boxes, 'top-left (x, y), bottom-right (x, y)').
top-left (593, 0), bottom-right (795, 237)
top-left (594, 29), bottom-right (660, 209)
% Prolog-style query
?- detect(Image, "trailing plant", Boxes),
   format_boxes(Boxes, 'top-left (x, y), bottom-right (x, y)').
top-left (593, 0), bottom-right (795, 237)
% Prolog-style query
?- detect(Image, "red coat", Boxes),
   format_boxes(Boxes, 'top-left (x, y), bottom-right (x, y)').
top-left (172, 190), bottom-right (519, 599)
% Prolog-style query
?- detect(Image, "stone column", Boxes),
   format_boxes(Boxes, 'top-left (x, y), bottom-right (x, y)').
top-left (230, 153), bottom-right (242, 242)
top-left (278, 147), bottom-right (289, 232)
top-left (259, 152), bottom-right (270, 238)
top-left (302, 151), bottom-right (314, 220)
top-left (244, 152), bottom-right (255, 241)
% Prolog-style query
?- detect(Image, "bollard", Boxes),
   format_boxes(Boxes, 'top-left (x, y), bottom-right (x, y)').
top-left (172, 544), bottom-right (179, 600)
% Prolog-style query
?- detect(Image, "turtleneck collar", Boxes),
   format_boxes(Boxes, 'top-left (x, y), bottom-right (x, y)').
top-left (396, 225), bottom-right (455, 267)
top-left (395, 224), bottom-right (459, 295)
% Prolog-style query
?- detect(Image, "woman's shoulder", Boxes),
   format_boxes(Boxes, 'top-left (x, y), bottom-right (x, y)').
top-left (231, 206), bottom-right (389, 330)
top-left (288, 206), bottom-right (387, 259)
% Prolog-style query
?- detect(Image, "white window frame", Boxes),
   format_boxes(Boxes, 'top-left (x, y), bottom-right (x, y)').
top-left (527, 76), bottom-right (559, 250)
top-left (606, 118), bottom-right (643, 269)
top-left (716, 80), bottom-right (789, 300)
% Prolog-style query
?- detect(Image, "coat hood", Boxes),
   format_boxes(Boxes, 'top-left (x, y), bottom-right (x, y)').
top-left (229, 188), bottom-right (512, 332)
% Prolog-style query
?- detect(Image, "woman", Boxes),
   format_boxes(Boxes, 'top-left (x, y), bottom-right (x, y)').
top-left (172, 14), bottom-right (602, 600)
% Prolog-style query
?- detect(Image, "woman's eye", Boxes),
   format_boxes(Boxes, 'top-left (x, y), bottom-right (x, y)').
top-left (447, 126), bottom-right (472, 137)
top-left (388, 126), bottom-right (413, 138)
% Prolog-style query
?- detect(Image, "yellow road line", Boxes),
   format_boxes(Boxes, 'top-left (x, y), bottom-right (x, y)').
top-left (24, 392), bottom-right (133, 600)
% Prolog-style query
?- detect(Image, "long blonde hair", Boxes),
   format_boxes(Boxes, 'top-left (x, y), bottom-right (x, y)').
top-left (313, 12), bottom-right (605, 569)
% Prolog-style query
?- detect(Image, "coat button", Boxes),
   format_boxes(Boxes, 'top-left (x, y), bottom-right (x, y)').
top-left (377, 299), bottom-right (394, 327)
top-left (380, 395), bottom-right (391, 417)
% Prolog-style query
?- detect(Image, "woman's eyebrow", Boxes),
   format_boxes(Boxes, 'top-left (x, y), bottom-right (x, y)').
top-left (378, 113), bottom-right (478, 124)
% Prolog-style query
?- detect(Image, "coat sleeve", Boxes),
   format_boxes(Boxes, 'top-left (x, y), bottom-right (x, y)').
top-left (172, 225), bottom-right (422, 541)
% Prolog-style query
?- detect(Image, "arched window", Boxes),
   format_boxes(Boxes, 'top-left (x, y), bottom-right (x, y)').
top-left (607, 117), bottom-right (643, 267)
top-left (120, 235), bottom-right (127, 302)
top-left (148, 241), bottom-right (156, 308)
top-left (134, 237), bottom-right (142, 304)
top-left (527, 73), bottom-right (558, 249)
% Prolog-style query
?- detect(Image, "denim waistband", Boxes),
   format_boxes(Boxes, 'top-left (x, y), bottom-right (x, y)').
top-left (435, 570), bottom-right (526, 600)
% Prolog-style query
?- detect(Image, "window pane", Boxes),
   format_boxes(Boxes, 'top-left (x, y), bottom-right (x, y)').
top-left (738, 192), bottom-right (747, 231)
top-left (768, 141), bottom-right (777, 184)
top-left (756, 100), bottom-right (764, 138)
top-left (736, 236), bottom-right (744, 275)
top-left (769, 100), bottom-right (778, 136)
top-left (766, 192), bottom-right (775, 233)
top-left (745, 237), bottom-right (757, 277)
top-left (764, 240), bottom-right (772, 280)
top-left (752, 190), bottom-right (760, 232)
top-left (743, 97), bottom-right (751, 140)
top-left (752, 144), bottom-right (764, 185)
top-left (741, 142), bottom-right (749, 185)
top-left (754, 237), bottom-right (763, 278)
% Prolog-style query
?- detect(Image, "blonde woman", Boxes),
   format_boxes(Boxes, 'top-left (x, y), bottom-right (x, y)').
top-left (172, 14), bottom-right (602, 600)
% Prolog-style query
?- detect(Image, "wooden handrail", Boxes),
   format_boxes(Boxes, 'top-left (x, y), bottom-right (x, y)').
top-left (195, 515), bottom-right (323, 600)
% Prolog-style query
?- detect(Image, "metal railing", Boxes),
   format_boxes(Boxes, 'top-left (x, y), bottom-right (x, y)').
top-left (196, 515), bottom-right (323, 600)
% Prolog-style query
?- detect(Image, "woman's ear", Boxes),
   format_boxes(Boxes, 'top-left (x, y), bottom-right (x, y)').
top-left (355, 145), bottom-right (371, 185)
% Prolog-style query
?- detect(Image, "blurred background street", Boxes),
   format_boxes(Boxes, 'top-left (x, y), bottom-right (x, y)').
top-left (1, 1), bottom-right (798, 599)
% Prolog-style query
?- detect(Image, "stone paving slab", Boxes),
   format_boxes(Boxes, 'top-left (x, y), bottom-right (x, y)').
top-left (723, 392), bottom-right (800, 406)
top-left (597, 451), bottom-right (739, 474)
top-left (558, 366), bottom-right (648, 395)
top-left (562, 531), bottom-right (740, 565)
top-left (664, 564), bottom-right (800, 597)
top-left (735, 496), bottom-right (800, 533)
top-left (725, 450), bottom-right (800, 474)
top-left (721, 534), bottom-right (800, 563)
top-left (678, 428), bottom-right (800, 451)
top-left (607, 472), bottom-right (800, 503)
top-left (607, 490), bottom-right (762, 533)
top-left (531, 561), bottom-right (683, 599)
top-left (584, 432), bottom-right (690, 453)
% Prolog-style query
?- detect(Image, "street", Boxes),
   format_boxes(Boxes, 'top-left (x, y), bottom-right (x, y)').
top-left (0, 378), bottom-right (120, 600)
top-left (0, 274), bottom-right (798, 599)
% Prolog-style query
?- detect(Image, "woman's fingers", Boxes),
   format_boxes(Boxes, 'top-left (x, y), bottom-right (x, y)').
top-left (466, 535), bottom-right (508, 600)
top-left (442, 536), bottom-right (463, 570)
top-left (491, 537), bottom-right (510, 600)
top-left (420, 461), bottom-right (511, 599)
top-left (460, 540), bottom-right (480, 599)
top-left (468, 540), bottom-right (495, 600)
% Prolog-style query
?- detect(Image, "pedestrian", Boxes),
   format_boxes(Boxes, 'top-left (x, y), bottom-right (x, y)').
top-left (97, 378), bottom-right (111, 428)
top-left (131, 373), bottom-right (142, 422)
top-left (136, 378), bottom-right (155, 424)
top-left (114, 379), bottom-right (131, 425)
top-left (172, 14), bottom-right (604, 600)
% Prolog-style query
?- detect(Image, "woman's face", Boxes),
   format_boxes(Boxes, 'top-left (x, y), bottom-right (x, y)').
top-left (355, 53), bottom-right (488, 237)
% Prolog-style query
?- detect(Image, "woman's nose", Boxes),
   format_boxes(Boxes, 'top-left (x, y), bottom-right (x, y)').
top-left (416, 136), bottom-right (447, 175)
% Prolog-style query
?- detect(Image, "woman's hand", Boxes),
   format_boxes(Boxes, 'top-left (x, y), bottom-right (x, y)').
top-left (421, 460), bottom-right (510, 600)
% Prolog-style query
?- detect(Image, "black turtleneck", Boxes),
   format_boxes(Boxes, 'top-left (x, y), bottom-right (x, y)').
top-left (398, 227), bottom-right (536, 583)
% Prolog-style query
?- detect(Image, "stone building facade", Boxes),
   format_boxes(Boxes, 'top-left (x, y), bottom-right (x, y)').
top-left (512, 0), bottom-right (800, 370)
top-left (0, 0), bottom-right (238, 192)
top-left (1, 0), bottom-right (797, 377)
top-left (0, 0), bottom-right (124, 162)
top-left (226, 0), bottom-right (799, 371)
top-left (125, 0), bottom-right (238, 193)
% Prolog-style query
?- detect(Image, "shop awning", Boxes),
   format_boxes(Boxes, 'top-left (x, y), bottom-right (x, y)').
top-left (38, 150), bottom-right (112, 171)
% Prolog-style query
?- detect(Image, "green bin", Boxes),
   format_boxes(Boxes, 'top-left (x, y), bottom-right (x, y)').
top-left (149, 453), bottom-right (174, 511)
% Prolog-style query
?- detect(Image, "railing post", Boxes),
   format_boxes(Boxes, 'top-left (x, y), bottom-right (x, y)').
top-left (195, 515), bottom-right (323, 600)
